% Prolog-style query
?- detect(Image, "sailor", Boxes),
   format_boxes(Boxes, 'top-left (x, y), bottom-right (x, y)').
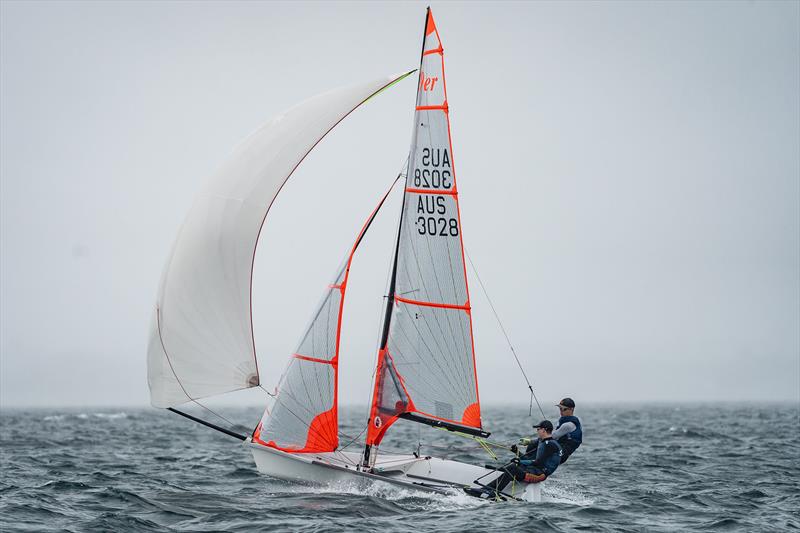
top-left (464, 420), bottom-right (561, 499)
top-left (513, 397), bottom-right (583, 464)
top-left (552, 397), bottom-right (582, 464)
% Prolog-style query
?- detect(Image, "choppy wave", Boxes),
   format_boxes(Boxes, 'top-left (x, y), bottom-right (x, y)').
top-left (42, 412), bottom-right (128, 422)
top-left (92, 412), bottom-right (128, 419)
top-left (3, 404), bottom-right (799, 532)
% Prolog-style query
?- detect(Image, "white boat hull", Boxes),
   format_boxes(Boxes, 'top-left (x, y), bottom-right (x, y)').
top-left (248, 440), bottom-right (543, 502)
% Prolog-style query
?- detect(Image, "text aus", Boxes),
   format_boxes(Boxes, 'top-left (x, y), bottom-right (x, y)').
top-left (411, 148), bottom-right (458, 237)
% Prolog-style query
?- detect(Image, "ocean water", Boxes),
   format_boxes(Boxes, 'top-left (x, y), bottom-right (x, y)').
top-left (1, 404), bottom-right (798, 532)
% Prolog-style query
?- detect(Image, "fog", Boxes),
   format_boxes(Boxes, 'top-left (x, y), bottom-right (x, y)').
top-left (1, 1), bottom-right (798, 408)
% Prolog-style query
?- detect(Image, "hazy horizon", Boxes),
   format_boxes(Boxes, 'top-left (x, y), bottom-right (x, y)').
top-left (3, 399), bottom-right (799, 411)
top-left (2, 1), bottom-right (798, 408)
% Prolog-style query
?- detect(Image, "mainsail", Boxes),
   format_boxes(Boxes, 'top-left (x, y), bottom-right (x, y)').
top-left (253, 179), bottom-right (400, 452)
top-left (147, 72), bottom-right (414, 409)
top-left (366, 10), bottom-right (483, 447)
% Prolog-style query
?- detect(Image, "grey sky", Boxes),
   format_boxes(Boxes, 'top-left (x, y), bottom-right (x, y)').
top-left (1, 1), bottom-right (798, 408)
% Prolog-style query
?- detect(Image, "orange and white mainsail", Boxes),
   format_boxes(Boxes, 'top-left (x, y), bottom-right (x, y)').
top-left (254, 178), bottom-right (400, 453)
top-left (366, 9), bottom-right (484, 447)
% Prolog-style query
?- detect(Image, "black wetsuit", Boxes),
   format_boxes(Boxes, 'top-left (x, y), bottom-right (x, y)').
top-left (486, 437), bottom-right (561, 493)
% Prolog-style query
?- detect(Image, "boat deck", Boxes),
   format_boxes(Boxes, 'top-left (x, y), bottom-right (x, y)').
top-left (248, 439), bottom-right (542, 501)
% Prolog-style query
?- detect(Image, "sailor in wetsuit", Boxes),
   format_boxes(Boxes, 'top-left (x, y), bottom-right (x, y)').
top-left (517, 397), bottom-right (583, 464)
top-left (553, 397), bottom-right (582, 464)
top-left (464, 420), bottom-right (561, 499)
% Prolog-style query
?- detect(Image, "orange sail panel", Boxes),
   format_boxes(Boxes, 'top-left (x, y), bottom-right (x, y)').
top-left (255, 180), bottom-right (398, 453)
top-left (366, 10), bottom-right (482, 446)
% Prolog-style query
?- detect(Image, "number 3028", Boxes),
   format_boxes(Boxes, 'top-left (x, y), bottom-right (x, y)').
top-left (416, 217), bottom-right (459, 237)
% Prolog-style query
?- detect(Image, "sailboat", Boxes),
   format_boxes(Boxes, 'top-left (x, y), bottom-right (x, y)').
top-left (148, 9), bottom-right (542, 502)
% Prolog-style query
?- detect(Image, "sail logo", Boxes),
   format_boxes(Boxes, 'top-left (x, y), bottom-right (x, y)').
top-left (419, 70), bottom-right (439, 92)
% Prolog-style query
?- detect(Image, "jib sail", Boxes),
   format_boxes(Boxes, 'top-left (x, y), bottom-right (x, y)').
top-left (366, 9), bottom-right (483, 447)
top-left (254, 178), bottom-right (400, 452)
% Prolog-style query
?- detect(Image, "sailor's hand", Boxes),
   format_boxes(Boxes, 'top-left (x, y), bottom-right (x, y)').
top-left (518, 437), bottom-right (532, 446)
top-left (510, 457), bottom-right (520, 465)
top-left (510, 444), bottom-right (518, 454)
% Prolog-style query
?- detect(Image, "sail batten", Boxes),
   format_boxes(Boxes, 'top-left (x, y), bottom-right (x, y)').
top-left (147, 72), bottom-right (414, 409)
top-left (366, 9), bottom-right (482, 447)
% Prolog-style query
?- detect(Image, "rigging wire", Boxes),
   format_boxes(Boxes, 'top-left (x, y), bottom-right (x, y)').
top-left (464, 248), bottom-right (546, 421)
top-left (190, 399), bottom-right (244, 431)
top-left (338, 425), bottom-right (369, 451)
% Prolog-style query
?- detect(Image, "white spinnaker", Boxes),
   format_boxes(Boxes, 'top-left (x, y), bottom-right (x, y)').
top-left (147, 72), bottom-right (414, 408)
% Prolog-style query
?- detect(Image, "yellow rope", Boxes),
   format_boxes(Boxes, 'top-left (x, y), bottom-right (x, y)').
top-left (476, 438), bottom-right (498, 461)
top-left (433, 427), bottom-right (513, 461)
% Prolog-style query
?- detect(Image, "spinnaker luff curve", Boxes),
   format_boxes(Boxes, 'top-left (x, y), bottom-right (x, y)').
top-left (147, 71), bottom-right (415, 408)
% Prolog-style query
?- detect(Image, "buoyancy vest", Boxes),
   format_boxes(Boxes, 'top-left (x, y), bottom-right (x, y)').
top-left (535, 438), bottom-right (562, 476)
top-left (556, 415), bottom-right (582, 462)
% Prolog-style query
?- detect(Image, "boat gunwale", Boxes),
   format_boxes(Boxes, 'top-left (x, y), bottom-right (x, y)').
top-left (248, 441), bottom-right (448, 494)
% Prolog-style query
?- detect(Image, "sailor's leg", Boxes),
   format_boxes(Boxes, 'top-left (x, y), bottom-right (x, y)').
top-left (487, 464), bottom-right (526, 492)
top-left (485, 471), bottom-right (512, 491)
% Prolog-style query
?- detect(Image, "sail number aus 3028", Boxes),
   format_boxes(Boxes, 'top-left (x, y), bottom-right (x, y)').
top-left (411, 147), bottom-right (458, 237)
top-left (414, 196), bottom-right (458, 237)
top-left (413, 148), bottom-right (452, 189)
top-left (416, 216), bottom-right (459, 237)
top-left (414, 169), bottom-right (451, 189)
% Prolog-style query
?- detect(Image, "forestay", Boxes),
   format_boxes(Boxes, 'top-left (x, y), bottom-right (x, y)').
top-left (253, 179), bottom-right (399, 452)
top-left (147, 72), bottom-right (414, 409)
top-left (366, 10), bottom-right (482, 446)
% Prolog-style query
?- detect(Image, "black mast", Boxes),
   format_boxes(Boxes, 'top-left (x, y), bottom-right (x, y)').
top-left (380, 6), bottom-right (431, 351)
top-left (362, 7), bottom-right (431, 469)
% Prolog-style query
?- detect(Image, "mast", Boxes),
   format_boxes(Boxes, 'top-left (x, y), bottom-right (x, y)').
top-left (379, 7), bottom-right (432, 354)
top-left (362, 8), bottom-right (432, 468)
